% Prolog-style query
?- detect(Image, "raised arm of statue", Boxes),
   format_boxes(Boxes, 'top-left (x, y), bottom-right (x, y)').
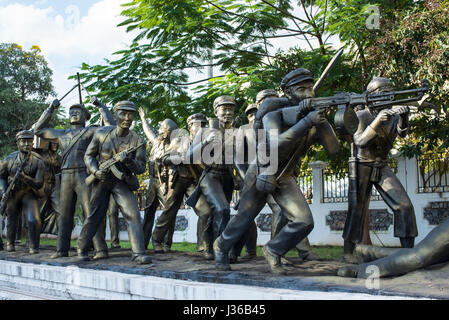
top-left (353, 110), bottom-right (379, 148)
top-left (138, 107), bottom-right (158, 145)
top-left (33, 103), bottom-right (67, 140)
top-left (91, 97), bottom-right (116, 126)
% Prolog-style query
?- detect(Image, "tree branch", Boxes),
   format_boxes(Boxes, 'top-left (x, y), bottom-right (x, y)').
top-left (259, 0), bottom-right (309, 24)
top-left (146, 75), bottom-right (226, 86)
top-left (203, 0), bottom-right (313, 36)
top-left (203, 27), bottom-right (276, 59)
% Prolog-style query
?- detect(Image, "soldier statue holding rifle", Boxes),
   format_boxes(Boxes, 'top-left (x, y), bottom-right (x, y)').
top-left (33, 96), bottom-right (116, 259)
top-left (77, 101), bottom-right (151, 264)
top-left (341, 77), bottom-right (419, 262)
top-left (213, 69), bottom-right (340, 275)
top-left (0, 130), bottom-right (45, 253)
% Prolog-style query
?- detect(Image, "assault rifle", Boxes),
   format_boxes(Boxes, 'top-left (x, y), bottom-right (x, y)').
top-left (282, 79), bottom-right (429, 136)
top-left (0, 152), bottom-right (31, 218)
top-left (85, 142), bottom-right (145, 185)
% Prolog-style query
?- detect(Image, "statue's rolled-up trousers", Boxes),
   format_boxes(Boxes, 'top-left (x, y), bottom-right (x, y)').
top-left (78, 178), bottom-right (145, 256)
top-left (57, 169), bottom-right (107, 254)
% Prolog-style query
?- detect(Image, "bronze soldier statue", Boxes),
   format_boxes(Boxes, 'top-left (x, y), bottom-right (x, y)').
top-left (33, 98), bottom-right (115, 259)
top-left (213, 69), bottom-right (339, 274)
top-left (0, 130), bottom-right (45, 253)
top-left (77, 101), bottom-right (151, 264)
top-left (342, 77), bottom-right (418, 262)
top-left (188, 96), bottom-right (236, 248)
top-left (338, 217), bottom-right (449, 279)
top-left (231, 103), bottom-right (259, 261)
top-left (34, 138), bottom-right (61, 235)
top-left (254, 89), bottom-right (317, 263)
top-left (184, 113), bottom-right (214, 259)
top-left (138, 108), bottom-right (183, 253)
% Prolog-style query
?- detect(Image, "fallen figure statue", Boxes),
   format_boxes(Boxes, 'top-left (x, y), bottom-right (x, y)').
top-left (337, 217), bottom-right (449, 278)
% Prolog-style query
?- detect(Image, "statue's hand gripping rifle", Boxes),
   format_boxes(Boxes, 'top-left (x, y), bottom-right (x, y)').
top-left (85, 142), bottom-right (145, 185)
top-left (283, 79), bottom-right (429, 136)
top-left (0, 152), bottom-right (31, 218)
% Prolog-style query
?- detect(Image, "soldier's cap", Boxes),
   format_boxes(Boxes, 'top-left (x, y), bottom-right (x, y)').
top-left (245, 103), bottom-right (258, 115)
top-left (281, 68), bottom-right (314, 92)
top-left (367, 77), bottom-right (394, 93)
top-left (256, 89), bottom-right (278, 105)
top-left (187, 113), bottom-right (207, 125)
top-left (213, 96), bottom-right (236, 111)
top-left (113, 101), bottom-right (136, 113)
top-left (69, 104), bottom-right (91, 120)
top-left (159, 119), bottom-right (178, 131)
top-left (16, 130), bottom-right (34, 140)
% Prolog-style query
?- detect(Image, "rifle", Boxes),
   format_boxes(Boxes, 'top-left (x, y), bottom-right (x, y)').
top-left (85, 142), bottom-right (145, 185)
top-left (282, 79), bottom-right (429, 136)
top-left (0, 152), bottom-right (31, 218)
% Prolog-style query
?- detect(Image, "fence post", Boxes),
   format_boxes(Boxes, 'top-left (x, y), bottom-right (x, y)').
top-left (309, 161), bottom-right (328, 204)
top-left (406, 156), bottom-right (419, 195)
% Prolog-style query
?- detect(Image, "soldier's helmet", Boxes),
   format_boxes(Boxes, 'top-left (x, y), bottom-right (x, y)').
top-left (255, 89), bottom-right (278, 106)
top-left (187, 113), bottom-right (207, 126)
top-left (367, 77), bottom-right (394, 93)
top-left (159, 119), bottom-right (178, 132)
top-left (16, 130), bottom-right (34, 142)
top-left (281, 68), bottom-right (314, 92)
top-left (69, 104), bottom-right (91, 121)
top-left (245, 103), bottom-right (258, 115)
top-left (213, 95), bottom-right (236, 112)
top-left (113, 101), bottom-right (136, 113)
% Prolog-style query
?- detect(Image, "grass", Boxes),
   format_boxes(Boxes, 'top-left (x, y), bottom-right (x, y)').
top-left (36, 238), bottom-right (343, 260)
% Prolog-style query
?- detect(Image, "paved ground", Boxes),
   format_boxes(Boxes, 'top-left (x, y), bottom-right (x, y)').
top-left (1, 244), bottom-right (448, 299)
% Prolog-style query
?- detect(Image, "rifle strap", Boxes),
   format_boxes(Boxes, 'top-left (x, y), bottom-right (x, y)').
top-left (61, 127), bottom-right (89, 165)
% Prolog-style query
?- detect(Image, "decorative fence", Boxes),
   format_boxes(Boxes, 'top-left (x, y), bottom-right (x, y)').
top-left (417, 153), bottom-right (449, 193)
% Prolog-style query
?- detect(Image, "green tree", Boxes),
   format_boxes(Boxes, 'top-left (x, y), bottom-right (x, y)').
top-left (364, 0), bottom-right (449, 155)
top-left (0, 43), bottom-right (60, 157)
top-left (76, 0), bottom-right (434, 172)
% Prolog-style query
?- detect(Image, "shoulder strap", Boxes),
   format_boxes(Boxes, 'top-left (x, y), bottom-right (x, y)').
top-left (99, 127), bottom-right (116, 156)
top-left (60, 128), bottom-right (89, 164)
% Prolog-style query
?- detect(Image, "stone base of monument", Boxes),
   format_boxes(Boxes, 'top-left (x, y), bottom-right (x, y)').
top-left (0, 244), bottom-right (446, 299)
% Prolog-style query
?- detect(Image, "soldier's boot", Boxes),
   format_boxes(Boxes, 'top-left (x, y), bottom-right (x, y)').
top-left (152, 240), bottom-right (164, 253)
top-left (400, 237), bottom-right (415, 248)
top-left (262, 245), bottom-right (286, 276)
top-left (337, 265), bottom-right (359, 278)
top-left (29, 248), bottom-right (39, 254)
top-left (77, 249), bottom-right (90, 262)
top-left (240, 251), bottom-right (257, 261)
top-left (280, 256), bottom-right (296, 266)
top-left (341, 240), bottom-right (358, 264)
top-left (132, 254), bottom-right (152, 265)
top-left (111, 242), bottom-right (121, 249)
top-left (163, 245), bottom-right (171, 253)
top-left (93, 250), bottom-right (109, 260)
top-left (213, 239), bottom-right (230, 271)
top-left (50, 251), bottom-right (69, 259)
top-left (6, 243), bottom-right (15, 252)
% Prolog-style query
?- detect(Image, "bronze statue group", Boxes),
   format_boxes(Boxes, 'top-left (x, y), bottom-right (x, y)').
top-left (2, 65), bottom-right (447, 280)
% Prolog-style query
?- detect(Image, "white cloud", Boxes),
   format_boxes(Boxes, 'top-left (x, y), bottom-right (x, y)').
top-left (0, 0), bottom-right (135, 58)
top-left (0, 0), bottom-right (138, 113)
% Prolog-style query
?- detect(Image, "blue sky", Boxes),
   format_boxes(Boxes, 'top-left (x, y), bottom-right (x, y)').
top-left (0, 0), bottom-right (137, 112)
